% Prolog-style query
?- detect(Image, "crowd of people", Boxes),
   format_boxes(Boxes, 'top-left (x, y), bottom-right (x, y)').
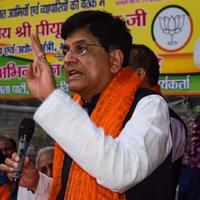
top-left (0, 10), bottom-right (199, 200)
top-left (0, 136), bottom-right (16, 200)
top-left (0, 136), bottom-right (54, 199)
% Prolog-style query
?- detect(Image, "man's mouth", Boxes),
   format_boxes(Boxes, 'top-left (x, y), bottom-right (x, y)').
top-left (68, 69), bottom-right (82, 79)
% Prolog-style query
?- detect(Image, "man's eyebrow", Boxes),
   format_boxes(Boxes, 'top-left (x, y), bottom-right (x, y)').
top-left (64, 39), bottom-right (89, 47)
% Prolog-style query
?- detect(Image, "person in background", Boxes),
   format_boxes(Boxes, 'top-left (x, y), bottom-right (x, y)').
top-left (178, 114), bottom-right (200, 200)
top-left (36, 146), bottom-right (54, 177)
top-left (128, 44), bottom-right (187, 199)
top-left (0, 136), bottom-right (17, 159)
top-left (10, 146), bottom-right (54, 200)
top-left (0, 10), bottom-right (172, 200)
top-left (0, 151), bottom-right (10, 200)
top-left (0, 136), bottom-right (17, 200)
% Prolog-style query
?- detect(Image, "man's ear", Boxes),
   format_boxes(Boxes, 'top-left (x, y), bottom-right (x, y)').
top-left (135, 67), bottom-right (146, 80)
top-left (109, 49), bottom-right (123, 74)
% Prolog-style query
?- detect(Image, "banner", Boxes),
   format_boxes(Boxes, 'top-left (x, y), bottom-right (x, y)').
top-left (0, 0), bottom-right (200, 99)
top-left (159, 73), bottom-right (200, 96)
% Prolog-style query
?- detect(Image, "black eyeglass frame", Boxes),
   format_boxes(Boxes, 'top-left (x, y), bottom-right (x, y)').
top-left (61, 43), bottom-right (105, 57)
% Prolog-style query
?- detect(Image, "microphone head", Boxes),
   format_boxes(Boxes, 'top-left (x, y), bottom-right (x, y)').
top-left (18, 118), bottom-right (35, 142)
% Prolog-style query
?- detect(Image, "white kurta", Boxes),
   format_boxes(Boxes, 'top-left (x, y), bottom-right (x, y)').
top-left (18, 88), bottom-right (172, 199)
top-left (18, 173), bottom-right (52, 200)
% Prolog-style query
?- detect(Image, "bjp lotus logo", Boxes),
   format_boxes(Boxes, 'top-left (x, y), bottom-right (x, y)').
top-left (159, 15), bottom-right (185, 46)
top-left (152, 5), bottom-right (192, 51)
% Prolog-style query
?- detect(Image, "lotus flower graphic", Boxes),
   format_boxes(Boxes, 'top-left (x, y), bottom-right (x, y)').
top-left (159, 15), bottom-right (185, 46)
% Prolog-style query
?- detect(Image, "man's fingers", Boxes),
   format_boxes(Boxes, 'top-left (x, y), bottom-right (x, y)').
top-left (0, 162), bottom-right (14, 173)
top-left (7, 172), bottom-right (14, 181)
top-left (27, 61), bottom-right (42, 79)
top-left (0, 152), bottom-right (19, 173)
top-left (31, 34), bottom-right (39, 59)
top-left (26, 63), bottom-right (33, 80)
top-left (11, 152), bottom-right (20, 161)
top-left (31, 34), bottom-right (42, 52)
top-left (0, 163), bottom-right (11, 172)
top-left (34, 34), bottom-right (42, 50)
top-left (5, 157), bottom-right (18, 169)
top-left (31, 34), bottom-right (44, 60)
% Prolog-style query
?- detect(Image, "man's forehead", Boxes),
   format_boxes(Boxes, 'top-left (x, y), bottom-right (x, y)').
top-left (64, 28), bottom-right (97, 45)
top-left (38, 155), bottom-right (53, 166)
top-left (0, 138), bottom-right (11, 144)
top-left (0, 139), bottom-right (12, 148)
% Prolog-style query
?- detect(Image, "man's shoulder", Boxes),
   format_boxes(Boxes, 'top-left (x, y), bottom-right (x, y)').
top-left (135, 87), bottom-right (160, 98)
top-left (133, 87), bottom-right (164, 109)
top-left (123, 88), bottom-right (165, 127)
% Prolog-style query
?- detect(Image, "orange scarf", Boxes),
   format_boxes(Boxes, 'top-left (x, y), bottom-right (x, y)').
top-left (49, 67), bottom-right (141, 200)
top-left (0, 183), bottom-right (11, 200)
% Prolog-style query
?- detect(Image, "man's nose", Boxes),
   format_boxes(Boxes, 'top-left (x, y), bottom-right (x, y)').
top-left (63, 51), bottom-right (78, 64)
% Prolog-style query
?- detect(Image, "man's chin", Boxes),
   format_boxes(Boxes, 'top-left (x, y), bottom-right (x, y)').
top-left (68, 85), bottom-right (83, 93)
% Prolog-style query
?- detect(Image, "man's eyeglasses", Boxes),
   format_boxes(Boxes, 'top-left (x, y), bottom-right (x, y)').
top-left (61, 43), bottom-right (104, 58)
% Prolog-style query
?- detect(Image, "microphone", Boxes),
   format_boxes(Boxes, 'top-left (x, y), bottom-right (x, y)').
top-left (10, 118), bottom-right (35, 200)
